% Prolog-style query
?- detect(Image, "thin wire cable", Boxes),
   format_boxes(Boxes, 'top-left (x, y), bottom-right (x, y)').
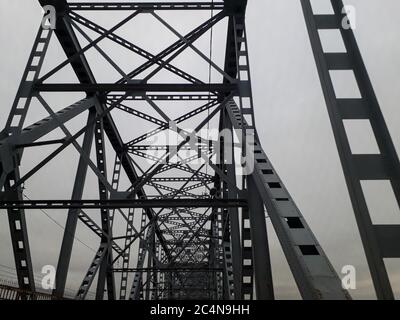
top-left (17, 193), bottom-right (100, 297)
top-left (22, 193), bottom-right (97, 253)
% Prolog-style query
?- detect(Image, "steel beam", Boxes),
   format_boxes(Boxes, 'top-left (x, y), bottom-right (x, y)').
top-left (0, 0), bottom-right (384, 300)
top-left (220, 109), bottom-right (242, 299)
top-left (93, 119), bottom-right (116, 300)
top-left (38, 0), bottom-right (172, 260)
top-left (247, 176), bottom-right (274, 300)
top-left (34, 83), bottom-right (236, 93)
top-left (68, 2), bottom-right (225, 11)
top-left (301, 0), bottom-right (400, 299)
top-left (2, 98), bottom-right (95, 148)
top-left (53, 109), bottom-right (96, 298)
top-left (226, 100), bottom-right (350, 300)
top-left (0, 198), bottom-right (247, 209)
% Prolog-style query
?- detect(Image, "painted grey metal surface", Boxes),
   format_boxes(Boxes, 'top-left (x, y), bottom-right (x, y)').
top-left (301, 0), bottom-right (400, 300)
top-left (0, 0), bottom-right (394, 300)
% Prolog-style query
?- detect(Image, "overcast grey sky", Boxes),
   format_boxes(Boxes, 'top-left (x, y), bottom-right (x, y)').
top-left (0, 0), bottom-right (399, 300)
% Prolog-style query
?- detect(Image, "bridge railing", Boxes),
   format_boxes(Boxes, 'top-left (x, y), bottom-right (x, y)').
top-left (0, 284), bottom-right (64, 300)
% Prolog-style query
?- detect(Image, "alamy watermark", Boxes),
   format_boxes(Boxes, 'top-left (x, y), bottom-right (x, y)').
top-left (41, 264), bottom-right (56, 290)
top-left (42, 5), bottom-right (56, 30)
top-left (342, 5), bottom-right (357, 30)
top-left (341, 265), bottom-right (357, 290)
top-left (142, 123), bottom-right (256, 176)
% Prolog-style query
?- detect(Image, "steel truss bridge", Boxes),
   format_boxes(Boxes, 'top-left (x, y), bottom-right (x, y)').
top-left (0, 0), bottom-right (399, 300)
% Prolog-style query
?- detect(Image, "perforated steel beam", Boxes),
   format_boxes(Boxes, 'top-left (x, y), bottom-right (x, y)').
top-left (2, 0), bottom-right (392, 300)
top-left (301, 0), bottom-right (400, 300)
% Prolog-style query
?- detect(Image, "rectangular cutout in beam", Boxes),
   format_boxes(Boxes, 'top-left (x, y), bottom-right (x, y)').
top-left (318, 29), bottom-right (346, 53)
top-left (299, 245), bottom-right (319, 256)
top-left (343, 119), bottom-right (380, 154)
top-left (310, 0), bottom-right (334, 14)
top-left (330, 70), bottom-right (361, 98)
top-left (361, 181), bottom-right (400, 225)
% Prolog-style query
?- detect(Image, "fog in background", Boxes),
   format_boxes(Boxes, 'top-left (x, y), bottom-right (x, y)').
top-left (0, 0), bottom-right (399, 299)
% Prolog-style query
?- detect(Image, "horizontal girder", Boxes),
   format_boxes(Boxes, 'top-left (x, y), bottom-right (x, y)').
top-left (35, 83), bottom-right (237, 93)
top-left (68, 2), bottom-right (225, 11)
top-left (0, 199), bottom-right (247, 209)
